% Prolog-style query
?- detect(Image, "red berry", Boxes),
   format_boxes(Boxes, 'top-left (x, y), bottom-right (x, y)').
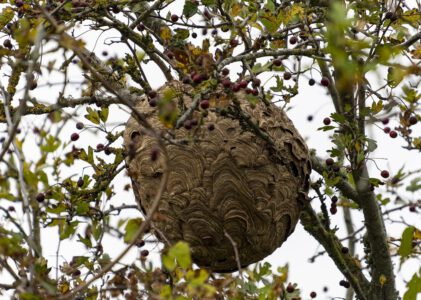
top-left (166, 51), bottom-right (174, 59)
top-left (383, 127), bottom-right (391, 134)
top-left (273, 58), bottom-right (282, 66)
top-left (409, 116), bottom-right (418, 125)
top-left (252, 78), bottom-right (261, 87)
top-left (141, 249), bottom-right (149, 257)
top-left (76, 122), bottom-right (84, 130)
top-left (192, 73), bottom-right (203, 84)
top-left (170, 14), bottom-right (179, 22)
top-left (232, 83), bottom-right (241, 92)
top-left (252, 89), bottom-right (259, 96)
top-left (321, 77), bottom-right (330, 87)
top-left (96, 143), bottom-right (105, 151)
top-left (230, 39), bottom-right (239, 47)
top-left (389, 130), bottom-right (397, 138)
top-left (183, 120), bottom-right (192, 130)
top-left (323, 117), bottom-right (331, 125)
top-left (286, 283), bottom-right (295, 293)
top-left (222, 78), bottom-right (232, 88)
top-left (283, 72), bottom-right (292, 80)
top-left (309, 78), bottom-right (315, 86)
top-left (71, 133), bottom-right (79, 141)
top-left (3, 39), bottom-right (12, 49)
top-left (150, 147), bottom-right (159, 161)
top-left (310, 291), bottom-right (317, 298)
top-left (221, 68), bottom-right (230, 76)
top-left (381, 118), bottom-right (389, 125)
top-left (289, 36), bottom-right (298, 44)
top-left (200, 100), bottom-right (210, 109)
top-left (182, 76), bottom-right (191, 84)
top-left (381, 170), bottom-right (389, 178)
top-left (239, 80), bottom-right (248, 89)
top-left (203, 9), bottom-right (211, 19)
top-left (36, 192), bottom-right (45, 203)
top-left (245, 88), bottom-right (252, 94)
top-left (326, 158), bottom-right (334, 166)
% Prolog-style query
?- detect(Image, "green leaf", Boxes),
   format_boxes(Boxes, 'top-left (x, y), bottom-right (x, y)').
top-left (76, 202), bottom-right (89, 214)
top-left (59, 221), bottom-right (79, 240)
top-left (99, 107), bottom-right (109, 123)
top-left (163, 241), bottom-right (192, 271)
top-left (174, 28), bottom-right (190, 40)
top-left (84, 107), bottom-right (100, 124)
top-left (40, 135), bottom-right (61, 153)
top-left (0, 7), bottom-right (15, 31)
top-left (398, 226), bottom-right (415, 261)
top-left (406, 177), bottom-right (421, 192)
top-left (183, 0), bottom-right (198, 18)
top-left (124, 218), bottom-right (142, 243)
top-left (403, 269), bottom-right (421, 300)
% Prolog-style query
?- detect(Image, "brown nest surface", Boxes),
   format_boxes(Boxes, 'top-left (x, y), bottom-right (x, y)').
top-left (124, 81), bottom-right (311, 272)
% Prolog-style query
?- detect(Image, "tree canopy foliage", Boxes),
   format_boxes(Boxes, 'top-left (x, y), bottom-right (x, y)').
top-left (0, 0), bottom-right (421, 299)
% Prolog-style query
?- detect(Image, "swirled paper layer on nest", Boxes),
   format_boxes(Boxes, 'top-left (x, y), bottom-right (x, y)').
top-left (124, 81), bottom-right (311, 272)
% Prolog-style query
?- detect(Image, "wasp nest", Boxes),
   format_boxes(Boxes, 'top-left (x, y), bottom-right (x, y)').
top-left (124, 81), bottom-right (311, 272)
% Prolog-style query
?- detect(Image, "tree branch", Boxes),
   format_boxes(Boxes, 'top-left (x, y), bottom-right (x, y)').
top-left (300, 202), bottom-right (370, 300)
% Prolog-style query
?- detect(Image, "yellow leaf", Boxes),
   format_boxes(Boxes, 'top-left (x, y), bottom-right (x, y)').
top-left (414, 227), bottom-right (421, 240)
top-left (230, 3), bottom-right (241, 16)
top-left (379, 274), bottom-right (387, 287)
top-left (160, 26), bottom-right (172, 41)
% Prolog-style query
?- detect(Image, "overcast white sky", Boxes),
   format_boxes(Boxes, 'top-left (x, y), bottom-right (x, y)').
top-left (1, 1), bottom-right (421, 299)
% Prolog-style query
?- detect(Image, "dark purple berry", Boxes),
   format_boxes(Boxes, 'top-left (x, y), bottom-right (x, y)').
top-left (289, 36), bottom-right (298, 44)
top-left (389, 130), bottom-right (397, 138)
top-left (381, 170), bottom-right (389, 178)
top-left (222, 78), bottom-right (232, 88)
top-left (321, 77), bottom-right (330, 87)
top-left (71, 133), bottom-right (79, 141)
top-left (77, 177), bottom-right (84, 187)
top-left (148, 90), bottom-right (157, 98)
top-left (207, 123), bottom-right (215, 131)
top-left (239, 80), bottom-right (248, 89)
top-left (382, 118), bottom-right (389, 125)
top-left (200, 100), bottom-right (210, 109)
top-left (36, 192), bottom-right (45, 203)
top-left (273, 58), bottom-right (282, 66)
top-left (76, 122), bottom-right (84, 130)
top-left (137, 23), bottom-right (145, 31)
top-left (409, 116), bottom-right (418, 125)
top-left (170, 14), bottom-right (179, 22)
top-left (323, 117), bottom-right (331, 125)
top-left (383, 127), bottom-right (391, 134)
top-left (309, 78), bottom-right (315, 86)
top-left (283, 72), bottom-right (292, 80)
top-left (221, 68), bottom-right (230, 76)
top-left (326, 158), bottom-right (334, 166)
